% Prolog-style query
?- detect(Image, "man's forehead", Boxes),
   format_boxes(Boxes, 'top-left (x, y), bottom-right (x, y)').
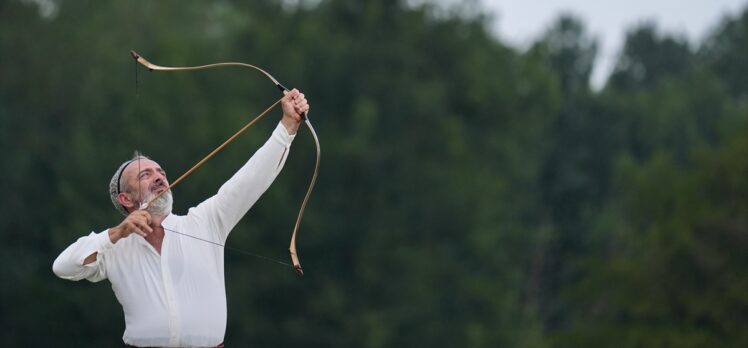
top-left (124, 158), bottom-right (163, 175)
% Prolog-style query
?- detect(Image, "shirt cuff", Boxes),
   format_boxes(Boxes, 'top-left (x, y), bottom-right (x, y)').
top-left (272, 122), bottom-right (296, 147)
top-left (82, 230), bottom-right (115, 265)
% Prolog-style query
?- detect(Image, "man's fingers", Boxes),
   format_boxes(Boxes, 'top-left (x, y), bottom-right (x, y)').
top-left (139, 220), bottom-right (153, 234)
top-left (141, 210), bottom-right (152, 225)
top-left (134, 215), bottom-right (153, 234)
top-left (283, 89), bottom-right (299, 99)
top-left (297, 100), bottom-right (308, 109)
top-left (133, 209), bottom-right (151, 222)
top-left (133, 221), bottom-right (148, 236)
top-left (124, 211), bottom-right (153, 237)
top-left (281, 88), bottom-right (307, 120)
top-left (292, 93), bottom-right (308, 114)
top-left (123, 222), bottom-right (144, 237)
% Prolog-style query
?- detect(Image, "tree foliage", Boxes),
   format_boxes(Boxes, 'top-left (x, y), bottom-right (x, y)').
top-left (1, 0), bottom-right (747, 347)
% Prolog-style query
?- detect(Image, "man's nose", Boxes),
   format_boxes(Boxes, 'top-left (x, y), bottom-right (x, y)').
top-left (154, 172), bottom-right (167, 184)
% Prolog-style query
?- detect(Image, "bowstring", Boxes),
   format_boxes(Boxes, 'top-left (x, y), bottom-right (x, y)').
top-left (162, 227), bottom-right (292, 268)
top-left (135, 58), bottom-right (143, 209)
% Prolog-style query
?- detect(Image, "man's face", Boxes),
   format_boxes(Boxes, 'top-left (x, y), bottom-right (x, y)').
top-left (120, 158), bottom-right (170, 210)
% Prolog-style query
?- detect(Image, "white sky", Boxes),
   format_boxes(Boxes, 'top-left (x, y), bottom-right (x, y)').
top-left (480, 0), bottom-right (748, 88)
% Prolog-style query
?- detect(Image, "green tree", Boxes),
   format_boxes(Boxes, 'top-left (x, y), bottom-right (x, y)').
top-left (607, 23), bottom-right (693, 91)
top-left (559, 119), bottom-right (748, 347)
top-left (701, 5), bottom-right (748, 99)
top-left (557, 13), bottom-right (748, 347)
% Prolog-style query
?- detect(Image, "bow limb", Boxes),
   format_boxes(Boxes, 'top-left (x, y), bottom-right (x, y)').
top-left (289, 119), bottom-right (320, 277)
top-left (130, 51), bottom-right (320, 277)
top-left (129, 51), bottom-right (290, 93)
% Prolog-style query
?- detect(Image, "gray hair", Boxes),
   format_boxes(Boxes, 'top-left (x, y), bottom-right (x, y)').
top-left (109, 151), bottom-right (150, 216)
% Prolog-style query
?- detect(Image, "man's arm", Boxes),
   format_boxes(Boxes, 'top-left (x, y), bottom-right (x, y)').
top-left (52, 211), bottom-right (152, 281)
top-left (188, 121), bottom-right (296, 241)
top-left (52, 230), bottom-right (112, 282)
top-left (187, 89), bottom-right (308, 242)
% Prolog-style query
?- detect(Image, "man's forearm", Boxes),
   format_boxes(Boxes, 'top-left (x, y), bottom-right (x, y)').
top-left (191, 122), bottom-right (296, 241)
top-left (52, 231), bottom-right (111, 281)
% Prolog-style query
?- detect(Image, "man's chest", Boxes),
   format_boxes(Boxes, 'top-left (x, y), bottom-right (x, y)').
top-left (106, 235), bottom-right (221, 288)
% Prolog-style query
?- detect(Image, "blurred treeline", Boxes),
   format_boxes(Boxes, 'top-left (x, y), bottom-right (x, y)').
top-left (1, 0), bottom-right (747, 347)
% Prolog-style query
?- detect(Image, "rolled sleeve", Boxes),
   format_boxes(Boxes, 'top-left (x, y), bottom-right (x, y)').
top-left (188, 122), bottom-right (297, 243)
top-left (272, 122), bottom-right (296, 147)
top-left (52, 230), bottom-right (113, 282)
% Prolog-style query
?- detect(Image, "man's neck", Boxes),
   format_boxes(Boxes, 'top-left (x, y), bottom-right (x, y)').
top-left (146, 213), bottom-right (168, 254)
top-left (149, 213), bottom-right (167, 227)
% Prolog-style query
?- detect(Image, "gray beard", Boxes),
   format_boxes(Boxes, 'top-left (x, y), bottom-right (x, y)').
top-left (140, 190), bottom-right (173, 217)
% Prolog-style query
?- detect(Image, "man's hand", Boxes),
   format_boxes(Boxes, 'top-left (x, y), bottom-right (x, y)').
top-left (280, 88), bottom-right (310, 135)
top-left (108, 210), bottom-right (153, 244)
top-left (81, 211), bottom-right (152, 265)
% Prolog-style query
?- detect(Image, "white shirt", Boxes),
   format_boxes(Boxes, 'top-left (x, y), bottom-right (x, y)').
top-left (53, 122), bottom-right (295, 347)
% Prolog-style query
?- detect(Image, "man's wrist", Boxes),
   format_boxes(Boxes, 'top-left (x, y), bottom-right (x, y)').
top-left (281, 116), bottom-right (301, 135)
top-left (108, 226), bottom-right (122, 244)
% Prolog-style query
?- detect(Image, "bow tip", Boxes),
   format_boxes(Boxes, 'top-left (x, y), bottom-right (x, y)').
top-left (129, 50), bottom-right (141, 60)
top-left (293, 265), bottom-right (304, 277)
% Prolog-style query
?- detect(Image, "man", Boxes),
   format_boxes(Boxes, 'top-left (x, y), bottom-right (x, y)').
top-left (53, 89), bottom-right (309, 347)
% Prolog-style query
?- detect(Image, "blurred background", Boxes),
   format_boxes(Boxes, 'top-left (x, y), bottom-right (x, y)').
top-left (2, 0), bottom-right (748, 346)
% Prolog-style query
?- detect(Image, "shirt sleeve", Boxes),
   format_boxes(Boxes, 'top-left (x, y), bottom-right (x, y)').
top-left (52, 230), bottom-right (113, 282)
top-left (187, 122), bottom-right (296, 243)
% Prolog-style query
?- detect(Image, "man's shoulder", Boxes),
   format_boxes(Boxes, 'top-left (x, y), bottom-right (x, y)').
top-left (162, 212), bottom-right (187, 226)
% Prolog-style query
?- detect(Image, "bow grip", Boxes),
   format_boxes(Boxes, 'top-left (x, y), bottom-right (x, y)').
top-left (276, 82), bottom-right (308, 120)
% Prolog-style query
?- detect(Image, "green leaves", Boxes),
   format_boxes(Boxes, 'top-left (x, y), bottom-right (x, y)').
top-left (3, 0), bottom-right (748, 347)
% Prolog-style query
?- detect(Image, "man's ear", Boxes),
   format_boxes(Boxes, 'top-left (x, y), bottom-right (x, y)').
top-left (117, 192), bottom-right (135, 212)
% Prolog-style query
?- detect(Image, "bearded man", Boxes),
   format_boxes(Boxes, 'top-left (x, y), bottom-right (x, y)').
top-left (53, 89), bottom-right (309, 347)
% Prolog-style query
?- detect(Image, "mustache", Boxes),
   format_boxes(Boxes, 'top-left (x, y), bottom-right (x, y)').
top-left (149, 181), bottom-right (168, 192)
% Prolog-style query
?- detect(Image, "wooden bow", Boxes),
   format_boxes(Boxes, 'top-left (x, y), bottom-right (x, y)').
top-left (130, 51), bottom-right (320, 276)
